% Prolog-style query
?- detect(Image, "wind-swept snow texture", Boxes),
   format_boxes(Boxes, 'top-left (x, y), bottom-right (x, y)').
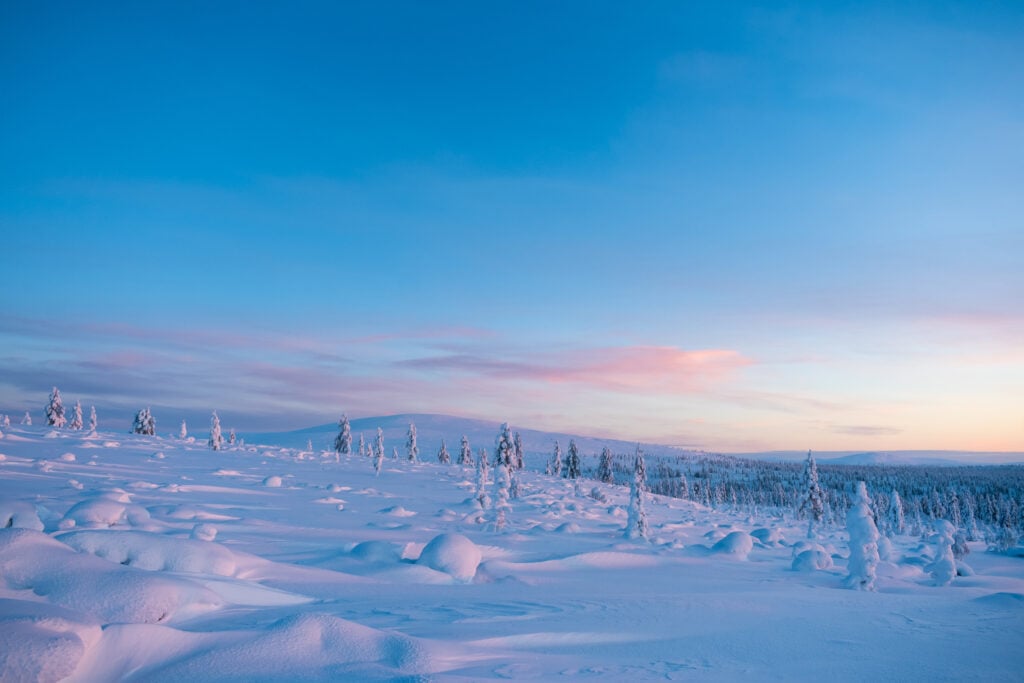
top-left (0, 424), bottom-right (1022, 681)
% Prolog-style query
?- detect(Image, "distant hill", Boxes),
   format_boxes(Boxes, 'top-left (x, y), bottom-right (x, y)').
top-left (733, 450), bottom-right (1024, 466)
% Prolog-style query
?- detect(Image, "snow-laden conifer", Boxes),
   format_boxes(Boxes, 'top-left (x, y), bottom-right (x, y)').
top-left (513, 431), bottom-right (524, 470)
top-left (88, 406), bottom-right (97, 432)
top-left (132, 408), bottom-right (155, 435)
top-left (334, 414), bottom-right (352, 461)
top-left (208, 411), bottom-right (223, 450)
top-left (374, 427), bottom-right (385, 475)
top-left (626, 446), bottom-right (649, 540)
top-left (1, 414), bottom-right (10, 428)
top-left (179, 420), bottom-right (188, 440)
top-left (799, 450), bottom-right (824, 539)
top-left (458, 435), bottom-right (473, 466)
top-left (406, 422), bottom-right (418, 463)
top-left (438, 439), bottom-right (450, 465)
top-left (306, 439), bottom-right (313, 452)
top-left (845, 481), bottom-right (880, 591)
top-left (21, 411), bottom-right (31, 425)
top-left (475, 447), bottom-right (491, 510)
top-left (494, 423), bottom-right (514, 467)
top-left (68, 400), bottom-right (83, 430)
top-left (889, 489), bottom-right (905, 535)
top-left (549, 441), bottom-right (562, 477)
top-left (45, 387), bottom-right (66, 428)
top-left (598, 446), bottom-right (614, 484)
top-left (493, 462), bottom-right (511, 531)
top-left (358, 434), bottom-right (367, 458)
top-left (929, 519), bottom-right (957, 586)
top-left (565, 440), bottom-right (581, 480)
top-left (228, 428), bottom-right (236, 446)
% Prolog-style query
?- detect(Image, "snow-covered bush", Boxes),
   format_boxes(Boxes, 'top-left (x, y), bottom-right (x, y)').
top-left (458, 435), bottom-right (473, 466)
top-left (88, 406), bottom-right (97, 432)
top-left (929, 519), bottom-right (957, 586)
top-left (438, 439), bottom-right (450, 465)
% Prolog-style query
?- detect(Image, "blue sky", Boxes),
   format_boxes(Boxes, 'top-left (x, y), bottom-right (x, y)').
top-left (1, 1), bottom-right (1022, 450)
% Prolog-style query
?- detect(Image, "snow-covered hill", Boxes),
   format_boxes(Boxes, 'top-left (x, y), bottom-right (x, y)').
top-left (1, 424), bottom-right (1023, 680)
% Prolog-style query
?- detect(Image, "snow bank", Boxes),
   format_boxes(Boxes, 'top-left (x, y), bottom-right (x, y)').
top-left (59, 530), bottom-right (241, 576)
top-left (711, 531), bottom-right (754, 558)
top-left (0, 529), bottom-right (223, 624)
top-left (0, 598), bottom-right (102, 683)
top-left (417, 533), bottom-right (481, 581)
top-left (59, 490), bottom-right (150, 529)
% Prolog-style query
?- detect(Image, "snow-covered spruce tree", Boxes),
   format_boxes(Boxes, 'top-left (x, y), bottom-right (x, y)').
top-left (1, 414), bottom-right (9, 428)
top-left (513, 431), bottom-right (524, 470)
top-left (475, 448), bottom-right (491, 510)
top-left (22, 411), bottom-right (32, 425)
top-left (565, 440), bottom-right (581, 479)
top-left (888, 489), bottom-right (905, 536)
top-left (930, 519), bottom-right (957, 586)
top-left (438, 439), bottom-right (450, 465)
top-left (549, 441), bottom-right (562, 477)
top-left (509, 465), bottom-right (521, 500)
top-left (358, 434), bottom-right (367, 457)
top-left (179, 420), bottom-right (188, 440)
top-left (799, 450), bottom-right (825, 539)
top-left (333, 414), bottom-right (352, 461)
top-left (597, 446), bottom-right (614, 484)
top-left (88, 406), bottom-right (97, 432)
top-left (626, 446), bottom-right (649, 540)
top-left (845, 481), bottom-right (881, 591)
top-left (208, 411), bottom-right (223, 450)
top-left (132, 407), bottom-right (155, 435)
top-left (374, 427), bottom-right (385, 475)
top-left (458, 435), bottom-right (473, 466)
top-left (392, 446), bottom-right (399, 460)
top-left (68, 400), bottom-right (84, 430)
top-left (45, 387), bottom-right (66, 428)
top-left (493, 462), bottom-right (511, 531)
top-left (494, 422), bottom-right (514, 467)
top-left (406, 422), bottom-right (418, 463)
top-left (228, 428), bottom-right (236, 446)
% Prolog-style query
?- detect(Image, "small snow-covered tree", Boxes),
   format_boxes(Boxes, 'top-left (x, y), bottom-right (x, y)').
top-left (45, 387), bottom-right (66, 428)
top-left (132, 407), bottom-right (155, 435)
top-left (493, 462), bottom-right (511, 531)
top-left (494, 422), bottom-right (514, 467)
top-left (68, 400), bottom-right (84, 430)
top-left (392, 446), bottom-right (399, 460)
top-left (21, 411), bottom-right (32, 425)
top-left (406, 422), bottom-right (418, 463)
top-left (475, 447), bottom-right (491, 510)
top-left (565, 440), bottom-right (581, 480)
top-left (930, 519), bottom-right (957, 586)
top-left (845, 481), bottom-right (880, 591)
top-left (179, 420), bottom-right (188, 440)
top-left (228, 428), bottom-right (236, 446)
top-left (358, 434), bottom-right (367, 457)
top-left (306, 439), bottom-right (313, 452)
top-left (438, 439), bottom-right (450, 464)
top-left (889, 489), bottom-right (905, 535)
top-left (626, 446), bottom-right (649, 540)
top-left (549, 441), bottom-right (562, 477)
top-left (1, 414), bottom-right (10, 428)
top-left (799, 450), bottom-right (824, 539)
top-left (458, 435), bottom-right (473, 466)
top-left (513, 431), bottom-right (524, 470)
top-left (597, 446), bottom-right (614, 484)
top-left (334, 414), bottom-right (352, 461)
top-left (88, 406), bottom-right (97, 432)
top-left (208, 411), bottom-right (223, 450)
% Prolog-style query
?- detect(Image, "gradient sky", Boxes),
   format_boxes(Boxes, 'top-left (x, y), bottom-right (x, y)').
top-left (1, 1), bottom-right (1022, 451)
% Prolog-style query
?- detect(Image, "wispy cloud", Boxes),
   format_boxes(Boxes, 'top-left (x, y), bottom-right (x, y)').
top-left (830, 424), bottom-right (903, 437)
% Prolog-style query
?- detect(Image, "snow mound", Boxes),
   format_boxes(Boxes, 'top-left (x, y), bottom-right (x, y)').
top-left (417, 533), bottom-right (481, 582)
top-left (0, 598), bottom-right (102, 683)
top-left (350, 540), bottom-right (403, 563)
top-left (60, 495), bottom-right (150, 529)
top-left (190, 523), bottom-right (218, 541)
top-left (137, 612), bottom-right (433, 681)
top-left (0, 529), bottom-right (223, 624)
top-left (263, 475), bottom-right (283, 487)
top-left (711, 531), bottom-right (754, 557)
top-left (792, 547), bottom-right (834, 571)
top-left (555, 522), bottom-right (581, 534)
top-left (0, 501), bottom-right (45, 531)
top-left (59, 530), bottom-right (242, 577)
top-left (750, 527), bottom-right (785, 546)
top-left (379, 505), bottom-right (417, 517)
top-left (59, 452), bottom-right (76, 462)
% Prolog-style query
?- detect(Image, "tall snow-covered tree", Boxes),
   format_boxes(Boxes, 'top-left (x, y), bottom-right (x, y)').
top-left (597, 446), bottom-right (614, 484)
top-left (845, 481), bottom-right (881, 591)
top-left (179, 420), bottom-right (188, 440)
top-left (458, 435), bottom-right (473, 466)
top-left (334, 414), bottom-right (352, 461)
top-left (494, 423), bottom-right (514, 467)
top-left (799, 450), bottom-right (825, 538)
top-left (929, 519), bottom-right (957, 586)
top-left (438, 439), bottom-right (451, 464)
top-left (889, 489), bottom-right (905, 535)
top-left (306, 439), bottom-right (313, 452)
top-left (626, 446), bottom-right (649, 540)
top-left (228, 428), bottom-right (236, 446)
top-left (132, 408), bottom-right (155, 435)
top-left (21, 411), bottom-right (31, 425)
top-left (392, 446), bottom-right (399, 460)
top-left (493, 462), bottom-right (511, 531)
top-left (45, 387), bottom-right (66, 428)
top-left (565, 440), bottom-right (581, 480)
top-left (549, 441), bottom-right (562, 477)
top-left (513, 431), bottom-right (524, 470)
top-left (88, 406), bottom-right (97, 432)
top-left (406, 422), bottom-right (419, 463)
top-left (475, 447), bottom-right (491, 510)
top-left (374, 427), bottom-right (385, 474)
top-left (68, 400), bottom-right (84, 430)
top-left (358, 434), bottom-right (367, 457)
top-left (208, 411), bottom-right (223, 450)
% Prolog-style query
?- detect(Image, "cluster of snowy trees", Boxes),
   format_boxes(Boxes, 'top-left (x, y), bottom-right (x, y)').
top-left (15, 387), bottom-right (100, 434)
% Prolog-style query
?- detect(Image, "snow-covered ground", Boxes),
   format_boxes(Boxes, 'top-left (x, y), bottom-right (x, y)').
top-left (1, 424), bottom-right (1022, 681)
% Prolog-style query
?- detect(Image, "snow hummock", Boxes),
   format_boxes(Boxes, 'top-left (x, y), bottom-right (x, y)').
top-left (417, 533), bottom-right (481, 581)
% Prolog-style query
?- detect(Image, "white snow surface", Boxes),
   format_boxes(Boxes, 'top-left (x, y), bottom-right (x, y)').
top-left (0, 424), bottom-right (1021, 681)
